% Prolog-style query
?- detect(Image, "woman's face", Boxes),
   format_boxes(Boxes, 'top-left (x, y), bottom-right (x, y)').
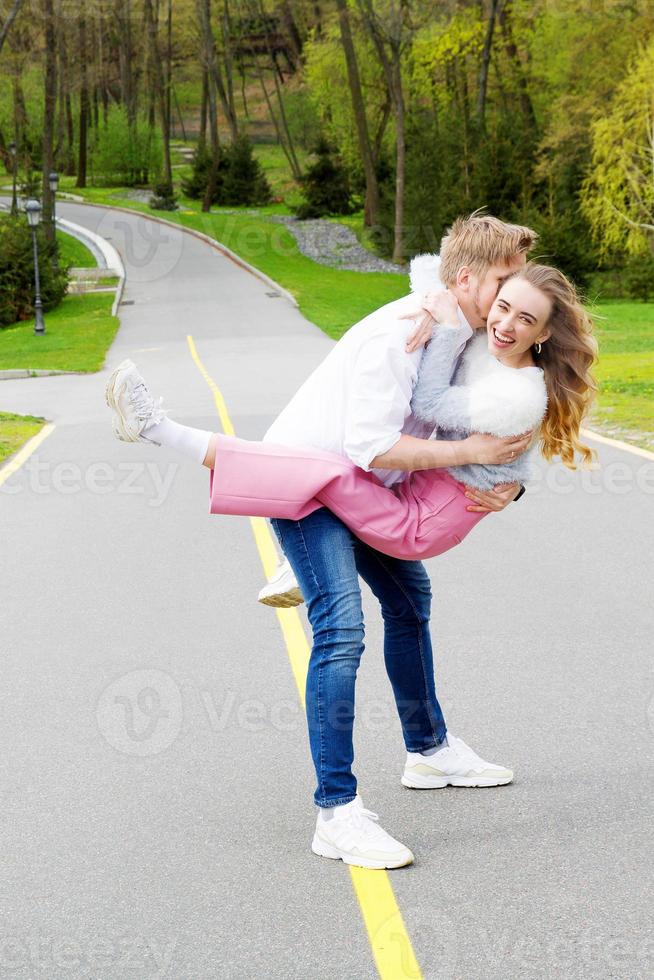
top-left (486, 277), bottom-right (552, 366)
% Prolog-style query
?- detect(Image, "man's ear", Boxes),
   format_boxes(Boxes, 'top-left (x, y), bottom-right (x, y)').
top-left (455, 266), bottom-right (473, 293)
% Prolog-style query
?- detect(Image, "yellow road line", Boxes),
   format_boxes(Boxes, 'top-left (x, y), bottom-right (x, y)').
top-left (0, 423), bottom-right (55, 488)
top-left (581, 426), bottom-right (654, 462)
top-left (186, 334), bottom-right (422, 980)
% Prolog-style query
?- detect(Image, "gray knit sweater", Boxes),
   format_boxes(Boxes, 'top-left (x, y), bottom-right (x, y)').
top-left (410, 322), bottom-right (548, 490)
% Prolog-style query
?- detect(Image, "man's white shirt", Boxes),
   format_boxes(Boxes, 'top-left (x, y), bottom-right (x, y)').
top-left (264, 292), bottom-right (473, 488)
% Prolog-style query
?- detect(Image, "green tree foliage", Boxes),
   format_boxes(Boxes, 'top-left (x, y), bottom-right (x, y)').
top-left (89, 106), bottom-right (163, 187)
top-left (181, 138), bottom-right (271, 207)
top-left (581, 40), bottom-right (654, 259)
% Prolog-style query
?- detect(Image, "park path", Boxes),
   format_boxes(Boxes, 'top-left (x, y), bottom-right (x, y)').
top-left (0, 202), bottom-right (653, 980)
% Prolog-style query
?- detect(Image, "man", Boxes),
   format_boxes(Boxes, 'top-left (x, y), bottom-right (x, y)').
top-left (263, 213), bottom-right (538, 869)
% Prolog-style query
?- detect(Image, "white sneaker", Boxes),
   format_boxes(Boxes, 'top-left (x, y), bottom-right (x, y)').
top-left (257, 557), bottom-right (305, 608)
top-left (401, 733), bottom-right (513, 789)
top-left (311, 795), bottom-right (414, 870)
top-left (105, 359), bottom-right (166, 443)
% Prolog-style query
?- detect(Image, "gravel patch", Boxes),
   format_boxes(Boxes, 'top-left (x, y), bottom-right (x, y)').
top-left (269, 214), bottom-right (405, 274)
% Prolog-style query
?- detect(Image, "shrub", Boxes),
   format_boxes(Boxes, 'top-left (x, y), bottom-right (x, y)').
top-left (294, 139), bottom-right (353, 220)
top-left (219, 136), bottom-right (272, 207)
top-left (0, 213), bottom-right (69, 327)
top-left (149, 181), bottom-right (178, 211)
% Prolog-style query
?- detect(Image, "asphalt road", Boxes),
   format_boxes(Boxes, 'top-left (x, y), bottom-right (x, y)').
top-left (1, 202), bottom-right (652, 980)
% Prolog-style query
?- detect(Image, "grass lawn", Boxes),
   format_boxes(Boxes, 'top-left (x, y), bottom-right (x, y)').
top-left (589, 300), bottom-right (654, 450)
top-left (0, 411), bottom-right (46, 466)
top-left (57, 228), bottom-right (96, 268)
top-left (0, 293), bottom-right (119, 373)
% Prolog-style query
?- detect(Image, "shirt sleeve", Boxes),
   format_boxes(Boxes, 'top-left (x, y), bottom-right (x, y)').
top-left (343, 333), bottom-right (420, 471)
top-left (410, 323), bottom-right (475, 431)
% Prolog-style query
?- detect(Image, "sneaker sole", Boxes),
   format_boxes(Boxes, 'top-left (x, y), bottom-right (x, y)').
top-left (258, 587), bottom-right (305, 608)
top-left (401, 772), bottom-right (513, 789)
top-left (311, 834), bottom-right (414, 870)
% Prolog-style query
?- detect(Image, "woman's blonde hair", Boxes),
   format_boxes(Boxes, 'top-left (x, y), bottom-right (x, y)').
top-left (512, 263), bottom-right (599, 468)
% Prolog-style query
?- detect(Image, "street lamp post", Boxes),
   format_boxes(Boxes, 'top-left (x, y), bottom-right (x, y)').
top-left (49, 171), bottom-right (59, 263)
top-left (26, 200), bottom-right (46, 335)
top-left (9, 141), bottom-right (18, 215)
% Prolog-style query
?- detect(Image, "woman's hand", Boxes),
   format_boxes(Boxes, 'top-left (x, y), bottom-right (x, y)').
top-left (462, 430), bottom-right (534, 466)
top-left (401, 290), bottom-right (460, 352)
top-left (464, 482), bottom-right (522, 513)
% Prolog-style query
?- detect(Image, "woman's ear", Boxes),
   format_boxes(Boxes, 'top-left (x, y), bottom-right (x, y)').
top-left (536, 328), bottom-right (552, 344)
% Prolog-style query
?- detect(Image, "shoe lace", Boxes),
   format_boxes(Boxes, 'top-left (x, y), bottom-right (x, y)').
top-left (129, 383), bottom-right (164, 422)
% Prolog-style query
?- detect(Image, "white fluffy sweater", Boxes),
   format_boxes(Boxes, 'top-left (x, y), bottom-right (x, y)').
top-left (408, 254), bottom-right (548, 490)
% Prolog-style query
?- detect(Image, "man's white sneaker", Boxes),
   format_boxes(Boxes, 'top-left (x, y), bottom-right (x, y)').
top-left (105, 359), bottom-right (166, 443)
top-left (257, 557), bottom-right (305, 608)
top-left (311, 795), bottom-right (414, 870)
top-left (401, 733), bottom-right (513, 789)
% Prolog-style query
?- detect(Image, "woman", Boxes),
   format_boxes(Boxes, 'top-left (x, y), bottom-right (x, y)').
top-left (106, 263), bottom-right (598, 561)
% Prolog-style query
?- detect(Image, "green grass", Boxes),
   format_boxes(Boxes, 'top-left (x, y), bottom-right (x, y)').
top-left (0, 411), bottom-right (46, 466)
top-left (589, 300), bottom-right (654, 450)
top-left (56, 229), bottom-right (96, 268)
top-left (0, 293), bottom-right (119, 373)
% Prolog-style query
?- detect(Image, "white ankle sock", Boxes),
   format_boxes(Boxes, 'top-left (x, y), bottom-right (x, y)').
top-left (141, 416), bottom-right (213, 463)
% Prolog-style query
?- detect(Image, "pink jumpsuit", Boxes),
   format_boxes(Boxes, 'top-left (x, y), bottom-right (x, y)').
top-left (209, 434), bottom-right (488, 561)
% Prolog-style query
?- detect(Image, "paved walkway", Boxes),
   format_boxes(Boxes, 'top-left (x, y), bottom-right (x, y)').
top-left (1, 202), bottom-right (652, 979)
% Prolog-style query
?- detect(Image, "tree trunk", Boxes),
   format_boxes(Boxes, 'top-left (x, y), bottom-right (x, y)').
top-left (335, 0), bottom-right (379, 227)
top-left (144, 0), bottom-right (173, 184)
top-left (199, 68), bottom-right (208, 147)
top-left (390, 51), bottom-right (405, 263)
top-left (202, 74), bottom-right (221, 212)
top-left (42, 0), bottom-right (56, 244)
top-left (0, 0), bottom-right (23, 58)
top-left (476, 0), bottom-right (502, 129)
top-left (196, 0), bottom-right (238, 142)
top-left (498, 0), bottom-right (537, 130)
top-left (76, 13), bottom-right (89, 188)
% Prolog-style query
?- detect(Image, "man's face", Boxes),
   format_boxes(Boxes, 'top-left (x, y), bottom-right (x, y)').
top-left (455, 254), bottom-right (527, 329)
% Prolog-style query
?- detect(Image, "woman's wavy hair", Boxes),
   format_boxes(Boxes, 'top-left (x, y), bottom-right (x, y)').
top-left (509, 263), bottom-right (599, 468)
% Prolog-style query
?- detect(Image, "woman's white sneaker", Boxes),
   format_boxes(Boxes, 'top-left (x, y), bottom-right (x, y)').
top-left (401, 733), bottom-right (513, 788)
top-left (257, 557), bottom-right (305, 608)
top-left (105, 359), bottom-right (166, 443)
top-left (311, 795), bottom-right (414, 870)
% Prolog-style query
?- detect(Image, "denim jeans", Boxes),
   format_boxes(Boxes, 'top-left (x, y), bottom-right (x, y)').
top-left (271, 507), bottom-right (447, 808)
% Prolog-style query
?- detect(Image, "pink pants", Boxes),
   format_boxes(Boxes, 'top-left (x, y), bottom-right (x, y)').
top-left (209, 434), bottom-right (488, 561)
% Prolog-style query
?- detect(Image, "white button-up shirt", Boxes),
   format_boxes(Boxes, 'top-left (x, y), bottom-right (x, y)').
top-left (264, 292), bottom-right (472, 488)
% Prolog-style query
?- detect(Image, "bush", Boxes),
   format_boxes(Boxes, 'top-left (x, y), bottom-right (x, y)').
top-left (0, 213), bottom-right (69, 327)
top-left (89, 106), bottom-right (163, 186)
top-left (219, 137), bottom-right (272, 206)
top-left (294, 140), bottom-right (354, 220)
top-left (181, 137), bottom-right (271, 207)
top-left (623, 250), bottom-right (654, 301)
top-left (149, 181), bottom-right (178, 211)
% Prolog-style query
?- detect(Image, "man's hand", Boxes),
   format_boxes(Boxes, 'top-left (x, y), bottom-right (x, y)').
top-left (401, 290), bottom-right (460, 352)
top-left (462, 430), bottom-right (534, 466)
top-left (464, 482), bottom-right (522, 513)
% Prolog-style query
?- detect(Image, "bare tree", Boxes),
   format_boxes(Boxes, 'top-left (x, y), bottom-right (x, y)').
top-left (0, 0), bottom-right (23, 58)
top-left (477, 0), bottom-right (502, 129)
top-left (42, 0), bottom-right (56, 243)
top-left (335, 0), bottom-right (379, 227)
top-left (76, 10), bottom-right (89, 188)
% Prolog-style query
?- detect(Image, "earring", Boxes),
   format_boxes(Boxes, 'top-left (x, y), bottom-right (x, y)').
top-left (535, 342), bottom-right (542, 354)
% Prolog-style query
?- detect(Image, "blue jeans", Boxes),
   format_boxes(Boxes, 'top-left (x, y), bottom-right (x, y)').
top-left (271, 508), bottom-right (447, 808)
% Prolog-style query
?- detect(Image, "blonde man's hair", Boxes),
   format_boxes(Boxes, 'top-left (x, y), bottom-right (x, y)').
top-left (439, 211), bottom-right (538, 286)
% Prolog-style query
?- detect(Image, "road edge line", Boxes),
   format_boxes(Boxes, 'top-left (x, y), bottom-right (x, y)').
top-left (580, 427), bottom-right (654, 462)
top-left (0, 423), bottom-right (55, 487)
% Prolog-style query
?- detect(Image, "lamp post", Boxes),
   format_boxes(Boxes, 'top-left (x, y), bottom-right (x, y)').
top-left (26, 200), bottom-right (46, 335)
top-left (9, 141), bottom-right (17, 215)
top-left (49, 170), bottom-right (59, 263)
